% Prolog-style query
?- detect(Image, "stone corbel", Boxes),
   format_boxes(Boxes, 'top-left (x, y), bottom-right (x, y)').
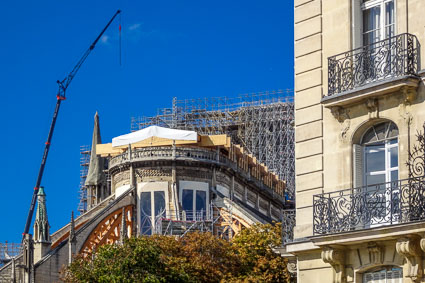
top-left (398, 86), bottom-right (417, 125)
top-left (396, 237), bottom-right (423, 282)
top-left (367, 242), bottom-right (383, 265)
top-left (330, 107), bottom-right (350, 142)
top-left (322, 247), bottom-right (346, 283)
top-left (366, 98), bottom-right (378, 119)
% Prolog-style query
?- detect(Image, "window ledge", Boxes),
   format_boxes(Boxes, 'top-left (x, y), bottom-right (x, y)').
top-left (321, 75), bottom-right (420, 108)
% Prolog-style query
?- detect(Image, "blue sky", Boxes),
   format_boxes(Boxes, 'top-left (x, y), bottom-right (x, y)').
top-left (0, 0), bottom-right (294, 243)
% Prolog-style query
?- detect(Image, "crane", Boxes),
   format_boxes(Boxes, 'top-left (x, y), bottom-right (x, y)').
top-left (22, 10), bottom-right (122, 238)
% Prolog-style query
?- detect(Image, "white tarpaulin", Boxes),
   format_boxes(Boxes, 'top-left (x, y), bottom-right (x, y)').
top-left (112, 125), bottom-right (198, 147)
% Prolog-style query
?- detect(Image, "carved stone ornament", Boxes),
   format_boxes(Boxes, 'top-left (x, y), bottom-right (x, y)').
top-left (398, 86), bottom-right (416, 125)
top-left (396, 237), bottom-right (423, 282)
top-left (367, 242), bottom-right (383, 265)
top-left (322, 247), bottom-right (346, 283)
top-left (366, 98), bottom-right (378, 119)
top-left (330, 107), bottom-right (350, 142)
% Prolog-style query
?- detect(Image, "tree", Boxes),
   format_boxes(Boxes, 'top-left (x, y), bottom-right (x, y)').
top-left (61, 223), bottom-right (290, 283)
top-left (231, 222), bottom-right (290, 282)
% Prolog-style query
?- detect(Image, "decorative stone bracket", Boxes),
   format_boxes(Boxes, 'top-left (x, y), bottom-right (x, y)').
top-left (322, 247), bottom-right (346, 283)
top-left (367, 242), bottom-right (383, 265)
top-left (398, 85), bottom-right (417, 125)
top-left (330, 107), bottom-right (350, 142)
top-left (366, 98), bottom-right (378, 120)
top-left (396, 237), bottom-right (423, 282)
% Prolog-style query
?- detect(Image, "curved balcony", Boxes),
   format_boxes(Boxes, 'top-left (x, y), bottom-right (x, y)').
top-left (109, 146), bottom-right (285, 199)
top-left (109, 146), bottom-right (223, 168)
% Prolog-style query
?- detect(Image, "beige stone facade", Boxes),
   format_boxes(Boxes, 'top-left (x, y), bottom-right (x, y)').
top-left (291, 0), bottom-right (425, 282)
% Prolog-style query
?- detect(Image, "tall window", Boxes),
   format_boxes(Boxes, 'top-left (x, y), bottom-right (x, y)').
top-left (353, 121), bottom-right (399, 187)
top-left (362, 121), bottom-right (398, 186)
top-left (140, 190), bottom-right (166, 235)
top-left (362, 0), bottom-right (395, 45)
top-left (179, 181), bottom-right (209, 220)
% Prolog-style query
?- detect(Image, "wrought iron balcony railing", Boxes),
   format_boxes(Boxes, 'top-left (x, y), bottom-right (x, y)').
top-left (282, 209), bottom-right (295, 245)
top-left (326, 33), bottom-right (420, 96)
top-left (313, 176), bottom-right (425, 235)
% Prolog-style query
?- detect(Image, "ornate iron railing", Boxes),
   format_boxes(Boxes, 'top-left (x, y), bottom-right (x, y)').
top-left (282, 209), bottom-right (295, 245)
top-left (326, 33), bottom-right (420, 96)
top-left (313, 176), bottom-right (425, 235)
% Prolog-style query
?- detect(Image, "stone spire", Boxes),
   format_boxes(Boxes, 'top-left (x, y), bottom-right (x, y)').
top-left (85, 112), bottom-right (105, 187)
top-left (34, 186), bottom-right (50, 243)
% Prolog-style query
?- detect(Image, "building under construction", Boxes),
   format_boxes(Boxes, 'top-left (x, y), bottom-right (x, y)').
top-left (131, 90), bottom-right (295, 200)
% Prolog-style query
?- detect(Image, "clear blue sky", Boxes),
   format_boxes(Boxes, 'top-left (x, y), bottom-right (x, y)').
top-left (0, 0), bottom-right (294, 243)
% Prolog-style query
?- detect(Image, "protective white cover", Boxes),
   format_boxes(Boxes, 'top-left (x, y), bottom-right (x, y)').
top-left (112, 125), bottom-right (197, 147)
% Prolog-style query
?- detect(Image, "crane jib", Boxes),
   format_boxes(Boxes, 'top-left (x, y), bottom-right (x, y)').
top-left (22, 10), bottom-right (122, 240)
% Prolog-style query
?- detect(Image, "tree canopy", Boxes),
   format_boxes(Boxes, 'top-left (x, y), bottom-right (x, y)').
top-left (61, 223), bottom-right (290, 283)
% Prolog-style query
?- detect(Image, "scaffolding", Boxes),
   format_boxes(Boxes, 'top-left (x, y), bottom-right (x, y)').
top-left (0, 242), bottom-right (21, 267)
top-left (78, 145), bottom-right (90, 214)
top-left (131, 89), bottom-right (295, 199)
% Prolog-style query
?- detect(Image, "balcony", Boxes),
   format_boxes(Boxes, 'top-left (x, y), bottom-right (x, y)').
top-left (313, 176), bottom-right (425, 235)
top-left (323, 33), bottom-right (420, 105)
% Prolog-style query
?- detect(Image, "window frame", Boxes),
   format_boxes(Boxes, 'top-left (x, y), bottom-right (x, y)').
top-left (352, 0), bottom-right (396, 49)
top-left (138, 182), bottom-right (169, 235)
top-left (179, 181), bottom-right (209, 220)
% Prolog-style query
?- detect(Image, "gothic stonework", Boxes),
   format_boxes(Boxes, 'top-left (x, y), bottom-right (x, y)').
top-left (113, 171), bottom-right (130, 187)
top-left (396, 237), bottom-right (423, 282)
top-left (135, 168), bottom-right (172, 180)
top-left (322, 247), bottom-right (346, 283)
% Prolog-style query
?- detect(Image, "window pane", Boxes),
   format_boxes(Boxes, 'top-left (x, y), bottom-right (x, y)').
top-left (182, 189), bottom-right (193, 212)
top-left (366, 174), bottom-right (385, 186)
top-left (154, 191), bottom-right (165, 217)
top-left (363, 6), bottom-right (381, 45)
top-left (196, 191), bottom-right (207, 219)
top-left (390, 146), bottom-right (398, 168)
top-left (366, 145), bottom-right (385, 172)
top-left (391, 170), bottom-right (398, 182)
top-left (385, 1), bottom-right (394, 26)
top-left (140, 192), bottom-right (152, 235)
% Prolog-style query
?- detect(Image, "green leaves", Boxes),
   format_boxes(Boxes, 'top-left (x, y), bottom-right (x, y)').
top-left (61, 223), bottom-right (289, 283)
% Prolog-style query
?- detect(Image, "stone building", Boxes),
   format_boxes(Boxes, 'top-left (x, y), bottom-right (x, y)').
top-left (0, 113), bottom-right (288, 282)
top-left (288, 0), bottom-right (425, 282)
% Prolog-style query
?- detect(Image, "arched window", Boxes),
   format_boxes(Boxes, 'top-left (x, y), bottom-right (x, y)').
top-left (353, 121), bottom-right (399, 187)
top-left (363, 266), bottom-right (402, 282)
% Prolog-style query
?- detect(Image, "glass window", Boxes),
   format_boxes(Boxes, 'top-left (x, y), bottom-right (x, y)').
top-left (182, 189), bottom-right (193, 212)
top-left (140, 192), bottom-right (152, 235)
top-left (140, 190), bottom-right (167, 235)
top-left (362, 0), bottom-right (395, 45)
top-left (180, 184), bottom-right (209, 221)
top-left (363, 267), bottom-right (402, 283)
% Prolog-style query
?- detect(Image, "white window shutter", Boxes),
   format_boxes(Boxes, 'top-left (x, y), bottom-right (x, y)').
top-left (351, 0), bottom-right (363, 48)
top-left (353, 144), bottom-right (364, 188)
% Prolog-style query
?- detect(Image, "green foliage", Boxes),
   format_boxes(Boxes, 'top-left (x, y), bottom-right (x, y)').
top-left (61, 223), bottom-right (289, 283)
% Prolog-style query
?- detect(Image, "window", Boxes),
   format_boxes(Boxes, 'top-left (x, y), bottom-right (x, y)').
top-left (179, 181), bottom-right (209, 220)
top-left (353, 121), bottom-right (399, 226)
top-left (140, 189), bottom-right (167, 235)
top-left (362, 121), bottom-right (398, 186)
top-left (363, 267), bottom-right (402, 283)
top-left (352, 0), bottom-right (395, 48)
top-left (362, 0), bottom-right (394, 46)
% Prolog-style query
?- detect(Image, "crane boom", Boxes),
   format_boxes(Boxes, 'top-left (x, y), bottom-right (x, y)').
top-left (23, 10), bottom-right (121, 238)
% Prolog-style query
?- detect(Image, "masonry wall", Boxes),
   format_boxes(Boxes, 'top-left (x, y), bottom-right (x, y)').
top-left (294, 0), bottom-right (324, 240)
